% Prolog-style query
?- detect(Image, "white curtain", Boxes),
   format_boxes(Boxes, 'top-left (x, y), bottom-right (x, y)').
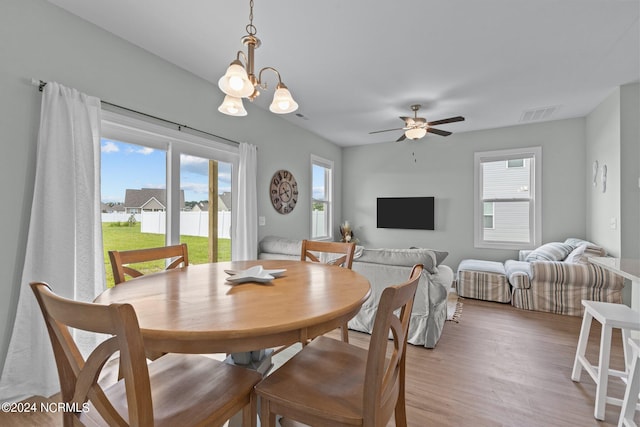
top-left (0, 82), bottom-right (104, 401)
top-left (232, 143), bottom-right (258, 261)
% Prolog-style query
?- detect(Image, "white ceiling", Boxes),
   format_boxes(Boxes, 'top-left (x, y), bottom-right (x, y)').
top-left (47, 0), bottom-right (639, 147)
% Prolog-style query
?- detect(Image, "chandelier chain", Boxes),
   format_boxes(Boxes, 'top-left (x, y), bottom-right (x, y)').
top-left (246, 0), bottom-right (256, 36)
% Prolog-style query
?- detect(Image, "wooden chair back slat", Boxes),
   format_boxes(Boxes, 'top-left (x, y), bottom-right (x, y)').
top-left (300, 240), bottom-right (356, 269)
top-left (109, 243), bottom-right (189, 284)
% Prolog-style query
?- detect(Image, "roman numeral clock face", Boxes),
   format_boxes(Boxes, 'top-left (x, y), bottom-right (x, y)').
top-left (270, 170), bottom-right (298, 214)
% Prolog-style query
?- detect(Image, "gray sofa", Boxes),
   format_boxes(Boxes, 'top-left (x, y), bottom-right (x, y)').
top-left (258, 236), bottom-right (454, 348)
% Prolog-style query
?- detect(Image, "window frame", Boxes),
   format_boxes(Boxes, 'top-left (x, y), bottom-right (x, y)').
top-left (101, 110), bottom-right (239, 246)
top-left (310, 155), bottom-right (334, 241)
top-left (473, 146), bottom-right (542, 250)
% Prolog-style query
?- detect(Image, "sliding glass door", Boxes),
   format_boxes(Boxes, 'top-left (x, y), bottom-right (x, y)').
top-left (100, 111), bottom-right (238, 287)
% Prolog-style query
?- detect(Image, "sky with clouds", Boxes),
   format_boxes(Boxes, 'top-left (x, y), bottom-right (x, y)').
top-left (101, 139), bottom-right (232, 203)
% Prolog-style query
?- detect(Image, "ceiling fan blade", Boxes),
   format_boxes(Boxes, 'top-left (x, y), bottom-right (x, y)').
top-left (396, 133), bottom-right (407, 142)
top-left (427, 128), bottom-right (452, 137)
top-left (369, 127), bottom-right (404, 134)
top-left (399, 116), bottom-right (411, 121)
top-left (427, 116), bottom-right (465, 126)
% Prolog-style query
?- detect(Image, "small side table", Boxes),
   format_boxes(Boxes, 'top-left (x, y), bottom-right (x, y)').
top-left (590, 257), bottom-right (640, 339)
top-left (571, 300), bottom-right (640, 420)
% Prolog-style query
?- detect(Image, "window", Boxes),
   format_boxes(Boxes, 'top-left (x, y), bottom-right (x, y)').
top-left (474, 147), bottom-right (541, 249)
top-left (311, 155), bottom-right (333, 240)
top-left (100, 110), bottom-right (238, 286)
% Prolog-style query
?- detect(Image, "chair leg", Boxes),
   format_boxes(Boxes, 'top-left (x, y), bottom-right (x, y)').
top-left (341, 322), bottom-right (349, 343)
top-left (572, 310), bottom-right (593, 382)
top-left (595, 324), bottom-right (613, 420)
top-left (260, 397), bottom-right (276, 427)
top-left (394, 394), bottom-right (408, 427)
top-left (618, 344), bottom-right (640, 427)
top-left (242, 393), bottom-right (257, 427)
top-left (394, 360), bottom-right (408, 427)
top-left (621, 328), bottom-right (632, 374)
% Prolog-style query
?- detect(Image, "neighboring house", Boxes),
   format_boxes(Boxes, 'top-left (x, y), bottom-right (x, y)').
top-left (123, 188), bottom-right (185, 213)
top-left (192, 201), bottom-right (208, 212)
top-left (100, 202), bottom-right (126, 213)
top-left (219, 192), bottom-right (232, 211)
top-left (482, 159), bottom-right (531, 243)
top-left (100, 203), bottom-right (125, 213)
top-left (192, 194), bottom-right (231, 212)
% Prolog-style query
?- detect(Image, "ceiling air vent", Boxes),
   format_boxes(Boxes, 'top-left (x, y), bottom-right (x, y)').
top-left (520, 105), bottom-right (559, 123)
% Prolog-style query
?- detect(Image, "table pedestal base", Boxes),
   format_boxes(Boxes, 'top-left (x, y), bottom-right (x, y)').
top-left (226, 349), bottom-right (274, 427)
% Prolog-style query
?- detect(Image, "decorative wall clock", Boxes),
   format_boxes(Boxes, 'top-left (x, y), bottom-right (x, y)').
top-left (270, 169), bottom-right (298, 214)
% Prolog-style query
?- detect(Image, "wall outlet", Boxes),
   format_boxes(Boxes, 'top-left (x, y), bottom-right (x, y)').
top-left (259, 216), bottom-right (266, 226)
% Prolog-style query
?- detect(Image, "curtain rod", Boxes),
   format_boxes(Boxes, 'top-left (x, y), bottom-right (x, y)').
top-left (31, 79), bottom-right (240, 147)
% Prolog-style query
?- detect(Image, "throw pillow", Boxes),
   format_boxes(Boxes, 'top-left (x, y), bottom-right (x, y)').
top-left (259, 236), bottom-right (301, 256)
top-left (564, 238), bottom-right (606, 256)
top-left (564, 244), bottom-right (588, 264)
top-left (409, 247), bottom-right (449, 266)
top-left (525, 242), bottom-right (573, 262)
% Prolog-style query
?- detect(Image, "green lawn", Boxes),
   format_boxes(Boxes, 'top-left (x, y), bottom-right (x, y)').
top-left (102, 222), bottom-right (230, 287)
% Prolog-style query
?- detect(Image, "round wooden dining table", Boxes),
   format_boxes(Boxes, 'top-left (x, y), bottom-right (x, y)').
top-left (94, 259), bottom-right (371, 354)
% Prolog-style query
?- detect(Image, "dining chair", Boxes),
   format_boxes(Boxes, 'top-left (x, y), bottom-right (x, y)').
top-left (300, 239), bottom-right (356, 343)
top-left (31, 281), bottom-right (261, 427)
top-left (109, 243), bottom-right (189, 284)
top-left (255, 264), bottom-right (423, 427)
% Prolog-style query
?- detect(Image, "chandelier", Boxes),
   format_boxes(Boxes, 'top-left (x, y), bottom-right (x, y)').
top-left (217, 0), bottom-right (298, 117)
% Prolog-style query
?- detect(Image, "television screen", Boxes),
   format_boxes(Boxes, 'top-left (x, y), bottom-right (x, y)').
top-left (377, 197), bottom-right (435, 230)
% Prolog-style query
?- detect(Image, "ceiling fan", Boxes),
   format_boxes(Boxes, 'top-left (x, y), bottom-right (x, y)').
top-left (369, 104), bottom-right (465, 142)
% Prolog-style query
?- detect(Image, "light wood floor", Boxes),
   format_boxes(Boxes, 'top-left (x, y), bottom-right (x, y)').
top-left (2, 297), bottom-right (638, 426)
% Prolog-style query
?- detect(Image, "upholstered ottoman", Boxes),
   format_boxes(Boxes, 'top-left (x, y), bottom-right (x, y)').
top-left (456, 259), bottom-right (511, 303)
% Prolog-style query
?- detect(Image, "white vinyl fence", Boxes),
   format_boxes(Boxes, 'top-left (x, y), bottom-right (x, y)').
top-left (312, 211), bottom-right (326, 237)
top-left (102, 211), bottom-right (232, 239)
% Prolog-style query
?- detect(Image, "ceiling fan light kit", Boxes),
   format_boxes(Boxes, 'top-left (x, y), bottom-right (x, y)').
top-left (370, 104), bottom-right (465, 142)
top-left (405, 127), bottom-right (427, 140)
top-left (218, 0), bottom-right (298, 116)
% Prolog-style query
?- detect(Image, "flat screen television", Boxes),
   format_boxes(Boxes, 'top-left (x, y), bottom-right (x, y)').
top-left (377, 197), bottom-right (435, 230)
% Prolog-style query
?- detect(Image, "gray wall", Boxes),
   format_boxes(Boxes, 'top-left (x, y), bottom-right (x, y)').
top-left (585, 82), bottom-right (640, 305)
top-left (0, 0), bottom-right (341, 373)
top-left (619, 82), bottom-right (640, 264)
top-left (585, 88), bottom-right (621, 254)
top-left (342, 118), bottom-right (588, 269)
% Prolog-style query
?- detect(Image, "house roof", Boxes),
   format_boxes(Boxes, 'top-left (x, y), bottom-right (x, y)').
top-left (124, 188), bottom-right (185, 209)
top-left (192, 194), bottom-right (231, 212)
top-left (220, 192), bottom-right (231, 211)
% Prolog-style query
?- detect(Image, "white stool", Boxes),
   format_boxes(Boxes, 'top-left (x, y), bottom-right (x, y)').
top-left (571, 300), bottom-right (640, 420)
top-left (619, 338), bottom-right (640, 427)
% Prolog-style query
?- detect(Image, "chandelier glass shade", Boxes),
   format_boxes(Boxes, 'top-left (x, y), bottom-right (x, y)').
top-left (405, 127), bottom-right (427, 140)
top-left (218, 0), bottom-right (298, 116)
top-left (218, 95), bottom-right (248, 116)
top-left (218, 61), bottom-right (254, 98)
top-left (269, 83), bottom-right (298, 114)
